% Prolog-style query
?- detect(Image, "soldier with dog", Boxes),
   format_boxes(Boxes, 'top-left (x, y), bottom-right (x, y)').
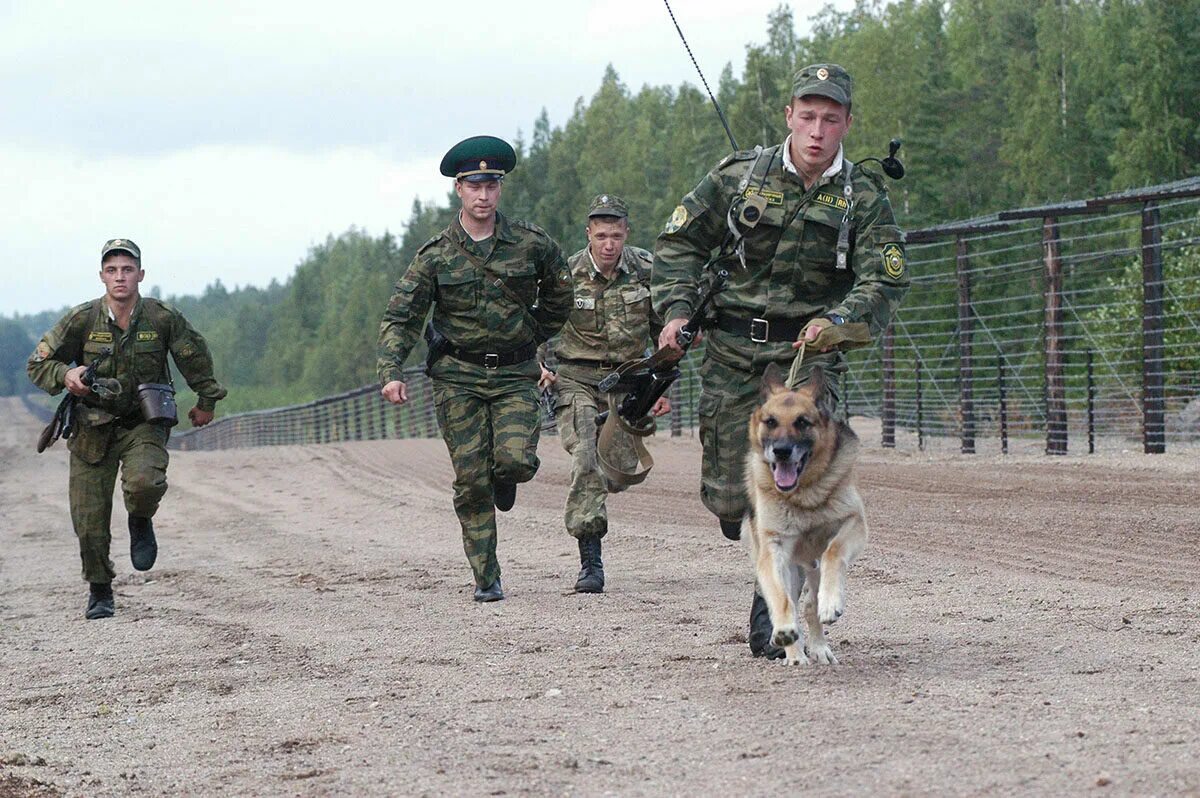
top-left (652, 63), bottom-right (910, 658)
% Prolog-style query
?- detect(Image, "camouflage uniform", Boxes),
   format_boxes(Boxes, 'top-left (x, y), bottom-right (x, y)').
top-left (377, 211), bottom-right (571, 587)
top-left (27, 297), bottom-right (226, 584)
top-left (653, 142), bottom-right (909, 524)
top-left (542, 244), bottom-right (663, 539)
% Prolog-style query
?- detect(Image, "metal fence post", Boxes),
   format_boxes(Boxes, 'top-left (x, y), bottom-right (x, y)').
top-left (882, 324), bottom-right (895, 448)
top-left (956, 235), bottom-right (975, 453)
top-left (997, 353), bottom-right (1008, 455)
top-left (1087, 348), bottom-right (1096, 454)
top-left (915, 358), bottom-right (924, 452)
top-left (1141, 201), bottom-right (1166, 453)
top-left (1043, 216), bottom-right (1067, 455)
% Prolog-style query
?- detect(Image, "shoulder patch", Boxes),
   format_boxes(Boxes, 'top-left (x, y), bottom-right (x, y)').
top-left (664, 205), bottom-right (689, 235)
top-left (881, 243), bottom-right (906, 278)
top-left (32, 341), bottom-right (53, 362)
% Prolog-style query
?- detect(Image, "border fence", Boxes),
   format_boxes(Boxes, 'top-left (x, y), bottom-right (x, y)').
top-left (171, 177), bottom-right (1200, 455)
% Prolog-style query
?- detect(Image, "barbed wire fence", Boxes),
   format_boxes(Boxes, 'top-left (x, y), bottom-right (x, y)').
top-left (172, 178), bottom-right (1200, 455)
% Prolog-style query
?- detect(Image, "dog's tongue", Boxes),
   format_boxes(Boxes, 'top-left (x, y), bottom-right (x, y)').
top-left (772, 461), bottom-right (799, 490)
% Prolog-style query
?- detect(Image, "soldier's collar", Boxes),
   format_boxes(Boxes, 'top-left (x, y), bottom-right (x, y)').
top-left (494, 211), bottom-right (520, 244)
top-left (781, 136), bottom-right (844, 185)
top-left (102, 296), bottom-right (142, 324)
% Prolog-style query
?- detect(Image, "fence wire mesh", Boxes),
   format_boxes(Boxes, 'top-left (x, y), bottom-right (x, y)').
top-left (172, 186), bottom-right (1200, 455)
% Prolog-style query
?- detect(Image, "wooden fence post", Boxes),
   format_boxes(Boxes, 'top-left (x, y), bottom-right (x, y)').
top-left (956, 235), bottom-right (975, 454)
top-left (881, 324), bottom-right (895, 448)
top-left (1141, 201), bottom-right (1166, 453)
top-left (1043, 216), bottom-right (1067, 455)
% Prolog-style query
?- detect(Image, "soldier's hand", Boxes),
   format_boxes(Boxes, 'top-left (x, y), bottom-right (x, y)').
top-left (799, 321), bottom-right (832, 353)
top-left (651, 396), bottom-right (672, 417)
top-left (64, 365), bottom-right (90, 396)
top-left (537, 363), bottom-right (557, 391)
top-left (381, 380), bottom-right (408, 405)
top-left (659, 318), bottom-right (695, 353)
top-left (188, 406), bottom-right (215, 427)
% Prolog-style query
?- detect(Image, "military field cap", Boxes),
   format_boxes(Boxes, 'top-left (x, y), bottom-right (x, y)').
top-left (587, 194), bottom-right (628, 219)
top-left (101, 238), bottom-right (141, 261)
top-left (439, 135), bottom-right (517, 182)
top-left (792, 63), bottom-right (853, 108)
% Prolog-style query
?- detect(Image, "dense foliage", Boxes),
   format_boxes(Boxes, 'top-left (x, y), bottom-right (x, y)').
top-left (6, 1), bottom-right (1198, 409)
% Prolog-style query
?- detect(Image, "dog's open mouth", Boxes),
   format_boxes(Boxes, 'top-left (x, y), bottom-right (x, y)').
top-left (771, 453), bottom-right (807, 491)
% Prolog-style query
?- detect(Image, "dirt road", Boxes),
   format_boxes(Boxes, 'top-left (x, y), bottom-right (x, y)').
top-left (2, 396), bottom-right (1198, 796)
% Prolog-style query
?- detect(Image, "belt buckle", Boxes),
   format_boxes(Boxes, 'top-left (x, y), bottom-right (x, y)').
top-left (750, 318), bottom-right (769, 343)
top-left (483, 353), bottom-right (500, 369)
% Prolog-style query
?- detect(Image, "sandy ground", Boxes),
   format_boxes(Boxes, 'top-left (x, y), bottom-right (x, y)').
top-left (1, 396), bottom-right (1198, 797)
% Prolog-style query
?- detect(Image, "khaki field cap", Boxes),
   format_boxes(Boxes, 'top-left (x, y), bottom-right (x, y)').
top-left (792, 63), bottom-right (853, 108)
top-left (101, 238), bottom-right (141, 261)
top-left (587, 194), bottom-right (629, 219)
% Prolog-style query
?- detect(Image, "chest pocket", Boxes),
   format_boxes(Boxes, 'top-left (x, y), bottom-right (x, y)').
top-left (569, 291), bottom-right (600, 332)
top-left (82, 340), bottom-right (115, 378)
top-left (797, 204), bottom-right (843, 271)
top-left (620, 284), bottom-right (651, 327)
top-left (133, 338), bottom-right (167, 383)
top-left (436, 264), bottom-right (480, 314)
top-left (496, 262), bottom-right (538, 308)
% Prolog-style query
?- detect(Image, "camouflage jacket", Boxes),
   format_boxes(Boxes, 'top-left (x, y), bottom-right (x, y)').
top-left (377, 211), bottom-right (571, 384)
top-left (652, 142), bottom-right (909, 365)
top-left (540, 245), bottom-right (664, 382)
top-left (27, 296), bottom-right (227, 417)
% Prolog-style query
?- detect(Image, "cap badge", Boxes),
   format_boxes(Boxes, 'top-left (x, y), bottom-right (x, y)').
top-left (479, 160), bottom-right (488, 170)
top-left (817, 67), bottom-right (829, 80)
top-left (601, 195), bottom-right (608, 203)
top-left (112, 239), bottom-right (123, 246)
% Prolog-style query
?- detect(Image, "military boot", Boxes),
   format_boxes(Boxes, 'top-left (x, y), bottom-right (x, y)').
top-left (473, 578), bottom-right (504, 602)
top-left (85, 583), bottom-right (115, 620)
top-left (493, 481), bottom-right (517, 512)
top-left (573, 535), bottom-right (604, 594)
top-left (129, 516), bottom-right (158, 571)
top-left (748, 591), bottom-right (785, 660)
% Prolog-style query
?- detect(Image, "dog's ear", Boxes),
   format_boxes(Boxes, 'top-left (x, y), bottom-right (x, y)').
top-left (761, 362), bottom-right (786, 399)
top-left (804, 366), bottom-right (837, 420)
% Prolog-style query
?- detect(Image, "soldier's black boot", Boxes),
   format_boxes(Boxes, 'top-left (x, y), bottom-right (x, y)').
top-left (573, 535), bottom-right (604, 594)
top-left (473, 578), bottom-right (505, 602)
top-left (85, 583), bottom-right (115, 620)
top-left (129, 516), bottom-right (157, 571)
top-left (493, 481), bottom-right (516, 512)
top-left (748, 591), bottom-right (785, 659)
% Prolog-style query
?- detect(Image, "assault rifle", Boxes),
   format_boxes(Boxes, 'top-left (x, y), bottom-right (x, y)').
top-left (594, 267), bottom-right (727, 430)
top-left (37, 350), bottom-right (120, 453)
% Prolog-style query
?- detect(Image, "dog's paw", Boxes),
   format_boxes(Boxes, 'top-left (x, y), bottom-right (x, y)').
top-left (805, 642), bottom-right (839, 665)
top-left (817, 585), bottom-right (844, 624)
top-left (785, 648), bottom-right (810, 666)
top-left (771, 625), bottom-right (799, 648)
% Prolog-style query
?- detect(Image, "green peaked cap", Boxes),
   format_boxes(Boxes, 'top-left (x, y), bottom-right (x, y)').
top-left (439, 135), bottom-right (517, 181)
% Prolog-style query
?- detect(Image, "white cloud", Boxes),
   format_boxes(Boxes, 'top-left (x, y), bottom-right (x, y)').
top-left (2, 144), bottom-right (448, 314)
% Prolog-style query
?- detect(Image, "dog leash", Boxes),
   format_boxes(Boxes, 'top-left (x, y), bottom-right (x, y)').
top-left (785, 338), bottom-right (807, 390)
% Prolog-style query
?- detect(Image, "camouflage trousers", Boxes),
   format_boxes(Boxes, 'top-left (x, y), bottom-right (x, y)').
top-left (67, 422), bottom-right (169, 584)
top-left (551, 374), bottom-right (640, 540)
top-left (430, 358), bottom-right (542, 588)
top-left (697, 348), bottom-right (846, 524)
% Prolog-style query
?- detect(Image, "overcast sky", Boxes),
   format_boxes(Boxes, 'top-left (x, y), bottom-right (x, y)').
top-left (1, 0), bottom-right (844, 316)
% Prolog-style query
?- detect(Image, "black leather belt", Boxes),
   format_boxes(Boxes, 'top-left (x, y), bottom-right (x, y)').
top-left (556, 356), bottom-right (619, 370)
top-left (715, 314), bottom-right (808, 343)
top-left (446, 341), bottom-right (538, 369)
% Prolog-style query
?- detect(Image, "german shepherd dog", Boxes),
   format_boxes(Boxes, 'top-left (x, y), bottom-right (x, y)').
top-left (743, 363), bottom-right (867, 666)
